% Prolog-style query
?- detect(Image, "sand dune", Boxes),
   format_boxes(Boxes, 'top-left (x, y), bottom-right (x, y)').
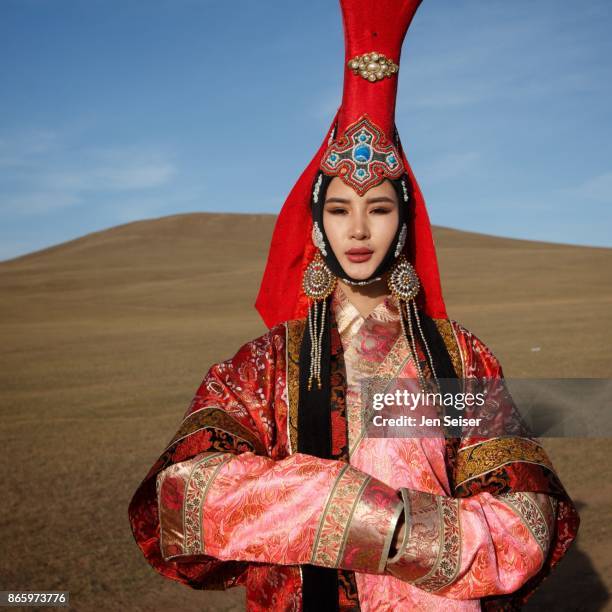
top-left (1, 213), bottom-right (610, 610)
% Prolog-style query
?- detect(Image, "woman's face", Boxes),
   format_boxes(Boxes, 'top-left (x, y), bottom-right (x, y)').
top-left (323, 177), bottom-right (399, 280)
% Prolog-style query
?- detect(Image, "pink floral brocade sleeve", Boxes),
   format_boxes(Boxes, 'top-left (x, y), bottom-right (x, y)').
top-left (153, 322), bottom-right (404, 576)
top-left (156, 450), bottom-right (404, 574)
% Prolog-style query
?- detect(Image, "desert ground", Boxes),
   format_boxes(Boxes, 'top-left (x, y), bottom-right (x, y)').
top-left (1, 212), bottom-right (611, 611)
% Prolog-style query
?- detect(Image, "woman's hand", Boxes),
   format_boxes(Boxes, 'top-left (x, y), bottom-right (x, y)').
top-left (389, 511), bottom-right (406, 558)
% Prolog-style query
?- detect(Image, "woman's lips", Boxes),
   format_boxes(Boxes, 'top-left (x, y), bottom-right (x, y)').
top-left (346, 249), bottom-right (373, 263)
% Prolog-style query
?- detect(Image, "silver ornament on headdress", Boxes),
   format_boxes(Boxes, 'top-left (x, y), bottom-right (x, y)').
top-left (401, 179), bottom-right (410, 203)
top-left (311, 221), bottom-right (327, 256)
top-left (312, 173), bottom-right (323, 204)
top-left (327, 125), bottom-right (336, 146)
top-left (394, 222), bottom-right (407, 258)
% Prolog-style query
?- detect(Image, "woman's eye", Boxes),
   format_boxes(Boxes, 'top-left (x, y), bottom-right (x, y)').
top-left (371, 207), bottom-right (391, 214)
top-left (327, 208), bottom-right (348, 215)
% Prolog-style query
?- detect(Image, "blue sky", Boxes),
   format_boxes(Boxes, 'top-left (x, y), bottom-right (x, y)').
top-left (1, 0), bottom-right (611, 261)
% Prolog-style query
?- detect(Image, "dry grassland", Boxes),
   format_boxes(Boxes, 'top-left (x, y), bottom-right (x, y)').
top-left (1, 213), bottom-right (610, 610)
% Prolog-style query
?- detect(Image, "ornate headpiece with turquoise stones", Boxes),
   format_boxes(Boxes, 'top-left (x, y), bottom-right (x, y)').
top-left (320, 114), bottom-right (404, 196)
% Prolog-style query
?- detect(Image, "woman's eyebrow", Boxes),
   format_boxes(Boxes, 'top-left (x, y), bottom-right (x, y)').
top-left (366, 196), bottom-right (395, 204)
top-left (324, 197), bottom-right (351, 204)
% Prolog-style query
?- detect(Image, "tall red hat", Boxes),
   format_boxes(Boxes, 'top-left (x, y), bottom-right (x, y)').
top-left (255, 0), bottom-right (447, 328)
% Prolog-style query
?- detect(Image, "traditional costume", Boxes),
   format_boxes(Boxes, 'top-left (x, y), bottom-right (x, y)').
top-left (128, 0), bottom-right (579, 609)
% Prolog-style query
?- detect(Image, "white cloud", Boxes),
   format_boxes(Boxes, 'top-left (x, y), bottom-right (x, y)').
top-left (397, 3), bottom-right (603, 112)
top-left (418, 151), bottom-right (480, 184)
top-left (0, 131), bottom-right (178, 217)
top-left (0, 129), bottom-right (58, 167)
top-left (2, 191), bottom-right (81, 216)
top-left (45, 155), bottom-right (176, 192)
top-left (568, 171), bottom-right (612, 204)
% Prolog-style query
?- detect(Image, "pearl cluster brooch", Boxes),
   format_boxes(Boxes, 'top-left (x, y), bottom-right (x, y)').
top-left (348, 52), bottom-right (399, 82)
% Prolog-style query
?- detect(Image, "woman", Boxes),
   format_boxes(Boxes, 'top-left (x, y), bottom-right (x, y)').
top-left (128, 0), bottom-right (578, 609)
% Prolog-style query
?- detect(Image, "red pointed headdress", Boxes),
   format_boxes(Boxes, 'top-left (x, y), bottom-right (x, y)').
top-left (255, 0), bottom-right (447, 328)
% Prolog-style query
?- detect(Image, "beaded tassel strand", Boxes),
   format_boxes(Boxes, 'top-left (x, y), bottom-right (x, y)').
top-left (411, 298), bottom-right (439, 389)
top-left (307, 299), bottom-right (329, 391)
top-left (399, 299), bottom-right (426, 392)
top-left (388, 254), bottom-right (439, 393)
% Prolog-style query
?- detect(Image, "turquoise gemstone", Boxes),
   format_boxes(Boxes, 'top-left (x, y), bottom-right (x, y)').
top-left (354, 145), bottom-right (371, 163)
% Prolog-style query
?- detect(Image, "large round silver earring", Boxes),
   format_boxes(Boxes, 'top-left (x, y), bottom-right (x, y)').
top-left (388, 253), bottom-right (419, 300)
top-left (388, 255), bottom-right (438, 390)
top-left (303, 251), bottom-right (336, 300)
top-left (303, 252), bottom-right (337, 390)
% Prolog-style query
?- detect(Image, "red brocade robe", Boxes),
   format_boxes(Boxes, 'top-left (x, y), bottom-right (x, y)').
top-left (128, 285), bottom-right (579, 611)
